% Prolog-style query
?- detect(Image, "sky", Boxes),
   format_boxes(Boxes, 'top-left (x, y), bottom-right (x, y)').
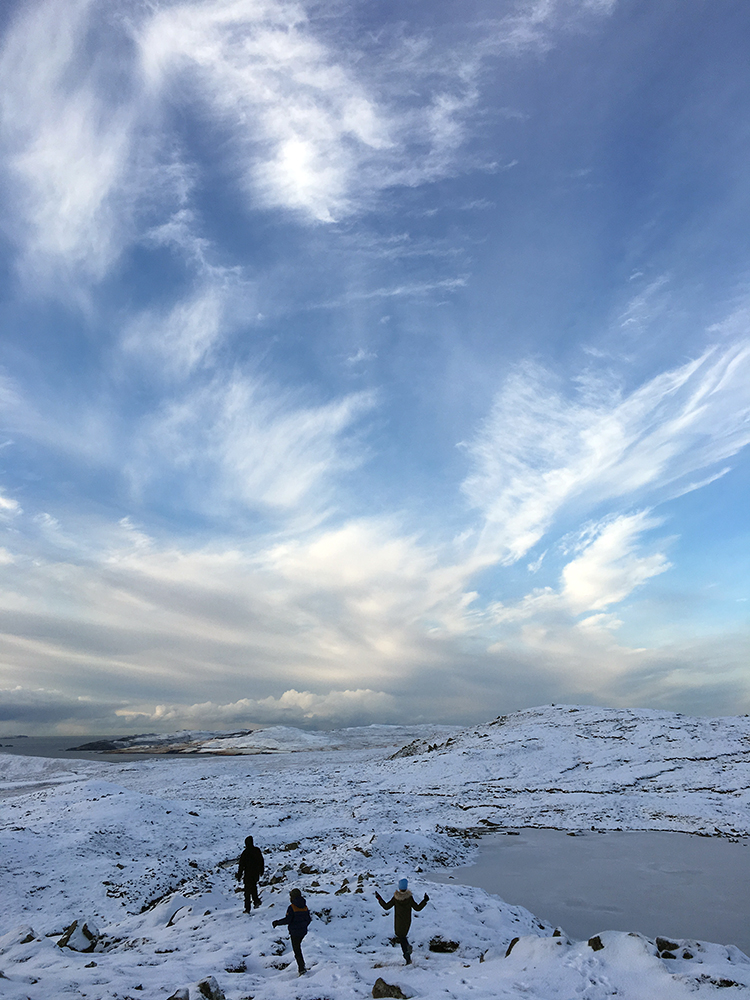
top-left (0, 0), bottom-right (749, 734)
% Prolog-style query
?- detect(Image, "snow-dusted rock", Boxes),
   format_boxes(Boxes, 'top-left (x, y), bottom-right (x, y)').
top-left (429, 934), bottom-right (459, 952)
top-left (167, 975), bottom-right (225, 1000)
top-left (57, 917), bottom-right (99, 952)
top-left (371, 977), bottom-right (412, 999)
top-left (0, 925), bottom-right (37, 951)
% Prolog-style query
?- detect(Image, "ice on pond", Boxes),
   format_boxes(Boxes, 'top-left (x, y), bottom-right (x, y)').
top-left (430, 827), bottom-right (750, 954)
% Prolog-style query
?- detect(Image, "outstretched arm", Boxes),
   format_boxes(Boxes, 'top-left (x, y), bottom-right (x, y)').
top-left (375, 892), bottom-right (393, 910)
top-left (413, 893), bottom-right (429, 911)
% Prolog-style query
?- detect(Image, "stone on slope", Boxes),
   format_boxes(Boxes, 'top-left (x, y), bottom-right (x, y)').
top-left (429, 935), bottom-right (459, 952)
top-left (0, 925), bottom-right (37, 951)
top-left (167, 976), bottom-right (225, 1000)
top-left (372, 976), bottom-right (411, 998)
top-left (57, 918), bottom-right (100, 952)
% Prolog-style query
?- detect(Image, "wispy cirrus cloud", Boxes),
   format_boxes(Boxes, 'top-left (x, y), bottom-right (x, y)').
top-left (0, 0), bottom-right (620, 289)
top-left (0, 350), bottom-right (376, 520)
top-left (482, 0), bottom-right (618, 57)
top-left (0, 0), bottom-right (151, 285)
top-left (130, 374), bottom-right (377, 514)
top-left (122, 281), bottom-right (241, 377)
top-left (0, 0), bottom-right (474, 285)
top-left (136, 0), bottom-right (479, 223)
top-left (462, 340), bottom-right (750, 564)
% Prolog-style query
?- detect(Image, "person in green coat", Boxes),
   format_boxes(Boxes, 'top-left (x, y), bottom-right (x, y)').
top-left (375, 878), bottom-right (429, 964)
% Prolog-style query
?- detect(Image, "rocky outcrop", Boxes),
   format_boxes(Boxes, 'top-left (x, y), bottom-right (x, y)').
top-left (57, 918), bottom-right (100, 952)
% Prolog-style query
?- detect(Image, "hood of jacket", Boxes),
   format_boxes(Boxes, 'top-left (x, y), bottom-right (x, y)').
top-left (393, 889), bottom-right (413, 902)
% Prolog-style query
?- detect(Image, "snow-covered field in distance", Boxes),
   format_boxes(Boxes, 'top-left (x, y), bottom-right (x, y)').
top-left (64, 723), bottom-right (460, 756)
top-left (2, 704), bottom-right (750, 999)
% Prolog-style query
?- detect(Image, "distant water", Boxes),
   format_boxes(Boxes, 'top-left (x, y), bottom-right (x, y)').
top-left (0, 735), bottom-right (204, 763)
top-left (430, 827), bottom-right (750, 955)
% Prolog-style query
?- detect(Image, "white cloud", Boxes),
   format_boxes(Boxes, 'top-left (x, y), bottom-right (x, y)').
top-left (135, 0), bottom-right (524, 225)
top-left (131, 373), bottom-right (376, 512)
top-left (616, 275), bottom-right (670, 336)
top-left (123, 282), bottom-right (232, 376)
top-left (115, 688), bottom-right (399, 727)
top-left (0, 0), bottom-right (141, 283)
top-left (485, 0), bottom-right (617, 56)
top-left (0, 486), bottom-right (746, 731)
top-left (0, 0), bottom-right (620, 286)
top-left (0, 492), bottom-right (21, 515)
top-left (561, 512), bottom-right (670, 613)
top-left (0, 317), bottom-right (374, 519)
top-left (463, 341), bottom-right (750, 564)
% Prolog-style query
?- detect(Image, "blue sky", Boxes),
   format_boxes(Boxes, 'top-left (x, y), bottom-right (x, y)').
top-left (1, 0), bottom-right (749, 734)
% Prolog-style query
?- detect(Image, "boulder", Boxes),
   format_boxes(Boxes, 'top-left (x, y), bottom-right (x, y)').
top-left (57, 918), bottom-right (100, 952)
top-left (196, 977), bottom-right (225, 1000)
top-left (588, 935), bottom-right (604, 952)
top-left (0, 925), bottom-right (37, 951)
top-left (429, 935), bottom-right (459, 953)
top-left (656, 937), bottom-right (680, 954)
top-left (167, 976), bottom-right (225, 1000)
top-left (372, 977), bottom-right (410, 999)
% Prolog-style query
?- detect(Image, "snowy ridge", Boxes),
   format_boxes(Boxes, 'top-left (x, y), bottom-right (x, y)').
top-left (198, 723), bottom-right (459, 755)
top-left (386, 704), bottom-right (750, 836)
top-left (1, 705), bottom-right (750, 998)
top-left (69, 723), bottom-right (460, 755)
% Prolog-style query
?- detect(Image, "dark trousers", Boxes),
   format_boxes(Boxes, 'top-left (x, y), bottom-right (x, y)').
top-left (396, 936), bottom-right (412, 963)
top-left (243, 878), bottom-right (260, 910)
top-left (291, 935), bottom-right (306, 973)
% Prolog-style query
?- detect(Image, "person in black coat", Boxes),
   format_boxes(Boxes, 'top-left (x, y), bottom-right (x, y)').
top-left (375, 877), bottom-right (429, 964)
top-left (236, 835), bottom-right (265, 912)
top-left (272, 887), bottom-right (312, 975)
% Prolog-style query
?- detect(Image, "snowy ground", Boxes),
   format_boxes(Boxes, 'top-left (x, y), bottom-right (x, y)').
top-left (2, 704), bottom-right (750, 999)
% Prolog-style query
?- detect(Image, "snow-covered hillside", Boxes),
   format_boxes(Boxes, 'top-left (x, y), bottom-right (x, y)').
top-left (2, 705), bottom-right (750, 999)
top-left (388, 704), bottom-right (750, 836)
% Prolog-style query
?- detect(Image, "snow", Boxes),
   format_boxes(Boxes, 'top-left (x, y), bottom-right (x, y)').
top-left (2, 704), bottom-right (750, 999)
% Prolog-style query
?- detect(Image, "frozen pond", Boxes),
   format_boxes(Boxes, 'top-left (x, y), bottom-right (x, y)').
top-left (429, 827), bottom-right (750, 955)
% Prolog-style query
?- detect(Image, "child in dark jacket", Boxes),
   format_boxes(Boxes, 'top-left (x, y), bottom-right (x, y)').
top-left (272, 888), bottom-right (312, 975)
top-left (375, 878), bottom-right (429, 964)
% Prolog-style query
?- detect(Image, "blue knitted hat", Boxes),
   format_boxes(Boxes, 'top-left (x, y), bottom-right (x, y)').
top-left (398, 878), bottom-right (408, 891)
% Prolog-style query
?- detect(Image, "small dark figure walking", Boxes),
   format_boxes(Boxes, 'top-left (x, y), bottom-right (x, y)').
top-left (236, 835), bottom-right (265, 912)
top-left (375, 878), bottom-right (429, 964)
top-left (272, 887), bottom-right (312, 975)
